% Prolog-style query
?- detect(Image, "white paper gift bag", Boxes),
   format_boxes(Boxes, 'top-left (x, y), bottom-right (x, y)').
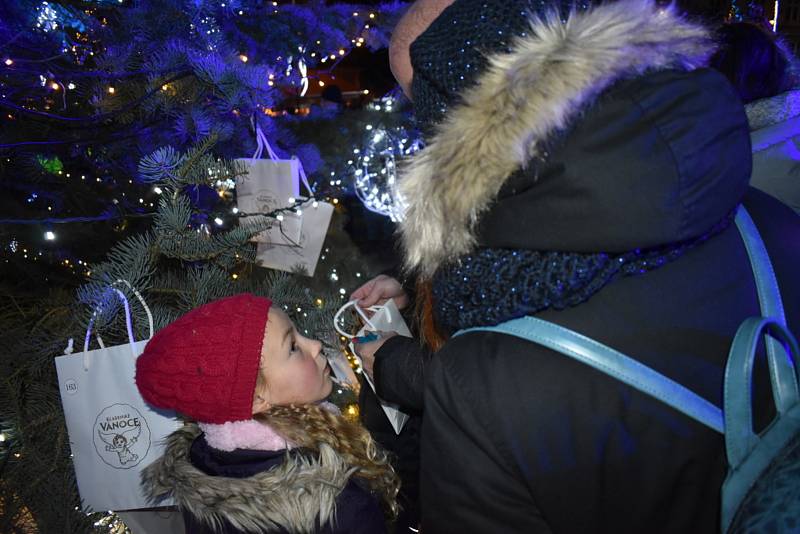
top-left (235, 124), bottom-right (302, 244)
top-left (55, 282), bottom-right (181, 512)
top-left (254, 198), bottom-right (333, 277)
top-left (334, 299), bottom-right (411, 434)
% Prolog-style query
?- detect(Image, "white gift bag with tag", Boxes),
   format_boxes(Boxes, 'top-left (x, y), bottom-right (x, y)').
top-left (55, 281), bottom-right (181, 512)
top-left (334, 299), bottom-right (411, 434)
top-left (254, 198), bottom-right (333, 276)
top-left (235, 124), bottom-right (302, 244)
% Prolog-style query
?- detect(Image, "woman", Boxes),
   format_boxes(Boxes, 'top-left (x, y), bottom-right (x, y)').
top-left (361, 0), bottom-right (800, 531)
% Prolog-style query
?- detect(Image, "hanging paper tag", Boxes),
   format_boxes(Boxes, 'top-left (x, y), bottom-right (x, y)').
top-left (235, 158), bottom-right (302, 244)
top-left (254, 199), bottom-right (333, 276)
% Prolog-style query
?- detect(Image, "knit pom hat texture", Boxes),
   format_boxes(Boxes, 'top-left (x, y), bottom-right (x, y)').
top-left (135, 293), bottom-right (272, 424)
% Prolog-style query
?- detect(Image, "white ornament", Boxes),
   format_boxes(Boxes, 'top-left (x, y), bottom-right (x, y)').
top-left (351, 96), bottom-right (423, 222)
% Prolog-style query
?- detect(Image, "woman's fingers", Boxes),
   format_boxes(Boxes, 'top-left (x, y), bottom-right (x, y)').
top-left (350, 274), bottom-right (408, 308)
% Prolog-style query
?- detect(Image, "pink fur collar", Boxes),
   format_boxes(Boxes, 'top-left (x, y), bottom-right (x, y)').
top-left (198, 419), bottom-right (292, 452)
top-left (198, 402), bottom-right (340, 452)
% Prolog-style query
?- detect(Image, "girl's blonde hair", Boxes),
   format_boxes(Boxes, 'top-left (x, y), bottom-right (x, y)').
top-left (254, 402), bottom-right (400, 518)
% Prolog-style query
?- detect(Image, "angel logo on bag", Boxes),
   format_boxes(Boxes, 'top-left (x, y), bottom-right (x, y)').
top-left (92, 403), bottom-right (151, 469)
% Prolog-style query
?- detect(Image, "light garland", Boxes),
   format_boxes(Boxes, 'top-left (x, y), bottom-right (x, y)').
top-left (350, 96), bottom-right (423, 222)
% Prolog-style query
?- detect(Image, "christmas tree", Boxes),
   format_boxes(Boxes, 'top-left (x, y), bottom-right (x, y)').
top-left (0, 1), bottom-right (419, 531)
top-left (0, 0), bottom-right (409, 286)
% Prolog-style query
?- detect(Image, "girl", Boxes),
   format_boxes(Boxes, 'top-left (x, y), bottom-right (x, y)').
top-left (135, 293), bottom-right (398, 534)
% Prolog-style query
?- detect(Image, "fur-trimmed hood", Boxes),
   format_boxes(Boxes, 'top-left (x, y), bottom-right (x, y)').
top-left (141, 424), bottom-right (355, 534)
top-left (399, 0), bottom-right (750, 277)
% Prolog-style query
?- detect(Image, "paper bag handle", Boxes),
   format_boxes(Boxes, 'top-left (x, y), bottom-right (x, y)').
top-left (296, 158), bottom-right (312, 198)
top-left (250, 118), bottom-right (314, 197)
top-left (118, 279), bottom-right (154, 336)
top-left (334, 300), bottom-right (384, 339)
top-left (83, 280), bottom-right (154, 370)
top-left (252, 122), bottom-right (281, 161)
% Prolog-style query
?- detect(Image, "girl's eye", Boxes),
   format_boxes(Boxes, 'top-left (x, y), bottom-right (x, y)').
top-left (290, 340), bottom-right (299, 353)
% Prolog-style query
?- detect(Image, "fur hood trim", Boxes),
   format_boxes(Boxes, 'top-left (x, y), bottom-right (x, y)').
top-left (141, 424), bottom-right (355, 534)
top-left (399, 0), bottom-right (715, 277)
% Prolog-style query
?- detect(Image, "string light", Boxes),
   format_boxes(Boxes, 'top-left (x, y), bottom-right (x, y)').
top-left (298, 55), bottom-right (308, 96)
top-left (773, 0), bottom-right (780, 31)
top-left (4, 59), bottom-right (12, 66)
top-left (107, 86), bottom-right (115, 94)
top-left (36, 2), bottom-right (60, 32)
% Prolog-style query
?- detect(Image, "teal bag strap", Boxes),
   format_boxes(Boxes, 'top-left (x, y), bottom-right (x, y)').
top-left (733, 206), bottom-right (799, 413)
top-left (458, 316), bottom-right (724, 432)
top-left (456, 206), bottom-right (793, 435)
top-left (720, 317), bottom-right (800, 532)
top-left (718, 208), bottom-right (800, 532)
top-left (724, 317), bottom-right (800, 466)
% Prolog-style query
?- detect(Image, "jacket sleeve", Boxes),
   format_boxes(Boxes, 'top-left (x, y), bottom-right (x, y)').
top-left (419, 333), bottom-right (553, 532)
top-left (373, 336), bottom-right (428, 412)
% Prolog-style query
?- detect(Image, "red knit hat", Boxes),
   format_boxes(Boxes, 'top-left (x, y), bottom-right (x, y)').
top-left (135, 293), bottom-right (272, 424)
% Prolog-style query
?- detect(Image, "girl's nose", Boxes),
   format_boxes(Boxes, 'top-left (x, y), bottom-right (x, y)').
top-left (310, 339), bottom-right (323, 358)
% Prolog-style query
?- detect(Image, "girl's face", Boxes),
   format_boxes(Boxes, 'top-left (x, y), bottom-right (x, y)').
top-left (253, 308), bottom-right (332, 411)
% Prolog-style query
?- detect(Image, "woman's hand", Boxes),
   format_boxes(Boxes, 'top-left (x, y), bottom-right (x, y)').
top-left (350, 274), bottom-right (409, 310)
top-left (353, 331), bottom-right (397, 383)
